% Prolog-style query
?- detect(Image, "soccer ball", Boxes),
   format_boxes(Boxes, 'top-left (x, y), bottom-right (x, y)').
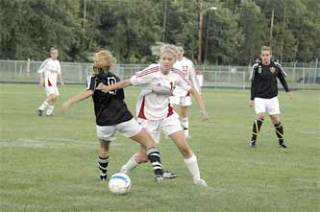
top-left (108, 173), bottom-right (131, 194)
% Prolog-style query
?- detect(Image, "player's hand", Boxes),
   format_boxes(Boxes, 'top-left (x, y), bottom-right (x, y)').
top-left (96, 83), bottom-right (109, 93)
top-left (200, 110), bottom-right (209, 121)
top-left (249, 100), bottom-right (254, 107)
top-left (62, 101), bottom-right (72, 113)
top-left (287, 91), bottom-right (293, 100)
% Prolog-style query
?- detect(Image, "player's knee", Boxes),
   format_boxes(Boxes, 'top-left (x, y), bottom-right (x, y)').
top-left (99, 139), bottom-right (110, 150)
top-left (180, 107), bottom-right (188, 118)
top-left (257, 113), bottom-right (265, 119)
top-left (270, 115), bottom-right (280, 124)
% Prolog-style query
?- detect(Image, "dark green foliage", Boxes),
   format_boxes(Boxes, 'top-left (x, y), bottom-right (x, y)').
top-left (0, 0), bottom-right (319, 64)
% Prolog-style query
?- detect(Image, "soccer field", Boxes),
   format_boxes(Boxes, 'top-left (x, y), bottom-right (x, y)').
top-left (0, 84), bottom-right (319, 212)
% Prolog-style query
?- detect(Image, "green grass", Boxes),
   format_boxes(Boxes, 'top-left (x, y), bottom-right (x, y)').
top-left (0, 84), bottom-right (319, 212)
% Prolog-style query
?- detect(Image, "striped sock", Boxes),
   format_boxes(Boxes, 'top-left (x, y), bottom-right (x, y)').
top-left (146, 147), bottom-right (163, 177)
top-left (251, 118), bottom-right (264, 142)
top-left (98, 156), bottom-right (109, 180)
top-left (274, 122), bottom-right (285, 144)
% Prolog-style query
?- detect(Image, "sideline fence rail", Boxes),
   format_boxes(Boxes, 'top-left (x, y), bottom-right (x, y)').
top-left (0, 60), bottom-right (319, 90)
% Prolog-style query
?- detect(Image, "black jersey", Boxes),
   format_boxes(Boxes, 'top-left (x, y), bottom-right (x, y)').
top-left (250, 61), bottom-right (290, 100)
top-left (87, 72), bottom-right (133, 126)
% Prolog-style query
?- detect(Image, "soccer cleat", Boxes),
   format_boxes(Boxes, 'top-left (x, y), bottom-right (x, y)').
top-left (163, 170), bottom-right (177, 179)
top-left (279, 141), bottom-right (287, 148)
top-left (249, 140), bottom-right (256, 147)
top-left (194, 178), bottom-right (208, 187)
top-left (37, 109), bottom-right (43, 116)
top-left (100, 174), bottom-right (107, 181)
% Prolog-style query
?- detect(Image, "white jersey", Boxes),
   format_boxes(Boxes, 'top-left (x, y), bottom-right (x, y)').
top-left (130, 64), bottom-right (191, 120)
top-left (173, 57), bottom-right (200, 96)
top-left (37, 58), bottom-right (61, 87)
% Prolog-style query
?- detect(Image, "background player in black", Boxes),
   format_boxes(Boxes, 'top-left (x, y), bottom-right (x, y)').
top-left (249, 46), bottom-right (292, 148)
top-left (62, 50), bottom-right (165, 181)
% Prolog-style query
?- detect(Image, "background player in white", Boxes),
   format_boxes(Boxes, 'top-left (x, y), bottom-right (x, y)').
top-left (37, 47), bottom-right (64, 116)
top-left (171, 46), bottom-right (201, 138)
top-left (97, 45), bottom-right (209, 186)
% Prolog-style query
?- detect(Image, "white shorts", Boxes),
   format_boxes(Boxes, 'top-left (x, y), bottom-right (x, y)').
top-left (45, 85), bottom-right (59, 96)
top-left (96, 118), bottom-right (142, 142)
top-left (137, 113), bottom-right (182, 144)
top-left (254, 97), bottom-right (280, 115)
top-left (170, 96), bottom-right (192, 106)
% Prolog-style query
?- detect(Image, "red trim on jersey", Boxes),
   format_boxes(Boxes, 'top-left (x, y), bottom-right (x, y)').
top-left (136, 66), bottom-right (160, 78)
top-left (138, 96), bottom-right (147, 119)
top-left (172, 68), bottom-right (189, 83)
top-left (48, 79), bottom-right (52, 87)
top-left (167, 103), bottom-right (174, 117)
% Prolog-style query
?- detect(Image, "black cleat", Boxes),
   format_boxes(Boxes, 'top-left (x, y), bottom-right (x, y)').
top-left (249, 140), bottom-right (256, 147)
top-left (279, 141), bottom-right (287, 148)
top-left (37, 109), bottom-right (43, 116)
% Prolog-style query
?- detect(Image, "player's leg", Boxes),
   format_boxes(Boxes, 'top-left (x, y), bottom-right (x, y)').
top-left (96, 125), bottom-right (116, 181)
top-left (179, 96), bottom-right (192, 138)
top-left (120, 118), bottom-right (158, 174)
top-left (163, 115), bottom-right (206, 186)
top-left (37, 87), bottom-right (51, 116)
top-left (45, 95), bottom-right (57, 116)
top-left (98, 139), bottom-right (111, 181)
top-left (268, 97), bottom-right (287, 148)
top-left (180, 105), bottom-right (190, 138)
top-left (120, 147), bottom-right (148, 174)
top-left (45, 87), bottom-right (59, 116)
top-left (169, 131), bottom-right (207, 186)
top-left (117, 119), bottom-right (164, 180)
top-left (250, 98), bottom-right (265, 147)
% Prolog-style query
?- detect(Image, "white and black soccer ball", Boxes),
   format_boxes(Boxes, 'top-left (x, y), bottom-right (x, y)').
top-left (108, 173), bottom-right (131, 194)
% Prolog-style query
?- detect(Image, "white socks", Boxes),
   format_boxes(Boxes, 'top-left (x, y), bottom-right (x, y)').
top-left (184, 154), bottom-right (201, 183)
top-left (181, 117), bottom-right (189, 138)
top-left (38, 101), bottom-right (49, 111)
top-left (120, 154), bottom-right (139, 174)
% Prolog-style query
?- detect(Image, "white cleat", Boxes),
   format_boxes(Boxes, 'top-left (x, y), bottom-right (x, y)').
top-left (194, 178), bottom-right (208, 187)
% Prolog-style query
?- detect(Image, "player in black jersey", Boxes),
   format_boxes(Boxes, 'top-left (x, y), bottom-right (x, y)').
top-left (62, 50), bottom-right (166, 181)
top-left (249, 46), bottom-right (292, 148)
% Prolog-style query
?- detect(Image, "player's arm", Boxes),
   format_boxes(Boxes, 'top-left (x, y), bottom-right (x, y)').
top-left (189, 87), bottom-right (208, 121)
top-left (189, 63), bottom-right (201, 94)
top-left (96, 79), bottom-right (131, 92)
top-left (275, 63), bottom-right (292, 98)
top-left (38, 72), bottom-right (45, 87)
top-left (57, 63), bottom-right (64, 86)
top-left (62, 90), bottom-right (93, 112)
top-left (96, 69), bottom-right (155, 92)
top-left (249, 66), bottom-right (257, 107)
top-left (177, 75), bottom-right (208, 121)
top-left (37, 59), bottom-right (48, 87)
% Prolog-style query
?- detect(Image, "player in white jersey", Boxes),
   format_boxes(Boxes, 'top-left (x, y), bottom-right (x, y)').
top-left (171, 46), bottom-right (201, 138)
top-left (97, 44), bottom-right (209, 186)
top-left (37, 47), bottom-right (64, 116)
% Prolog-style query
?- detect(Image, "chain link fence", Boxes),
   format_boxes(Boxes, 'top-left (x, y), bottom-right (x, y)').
top-left (0, 60), bottom-right (319, 90)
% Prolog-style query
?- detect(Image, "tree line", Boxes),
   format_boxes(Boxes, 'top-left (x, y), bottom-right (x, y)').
top-left (0, 0), bottom-right (319, 65)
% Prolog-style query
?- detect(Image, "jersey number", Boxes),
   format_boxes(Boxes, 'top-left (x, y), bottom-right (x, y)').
top-left (107, 77), bottom-right (117, 95)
